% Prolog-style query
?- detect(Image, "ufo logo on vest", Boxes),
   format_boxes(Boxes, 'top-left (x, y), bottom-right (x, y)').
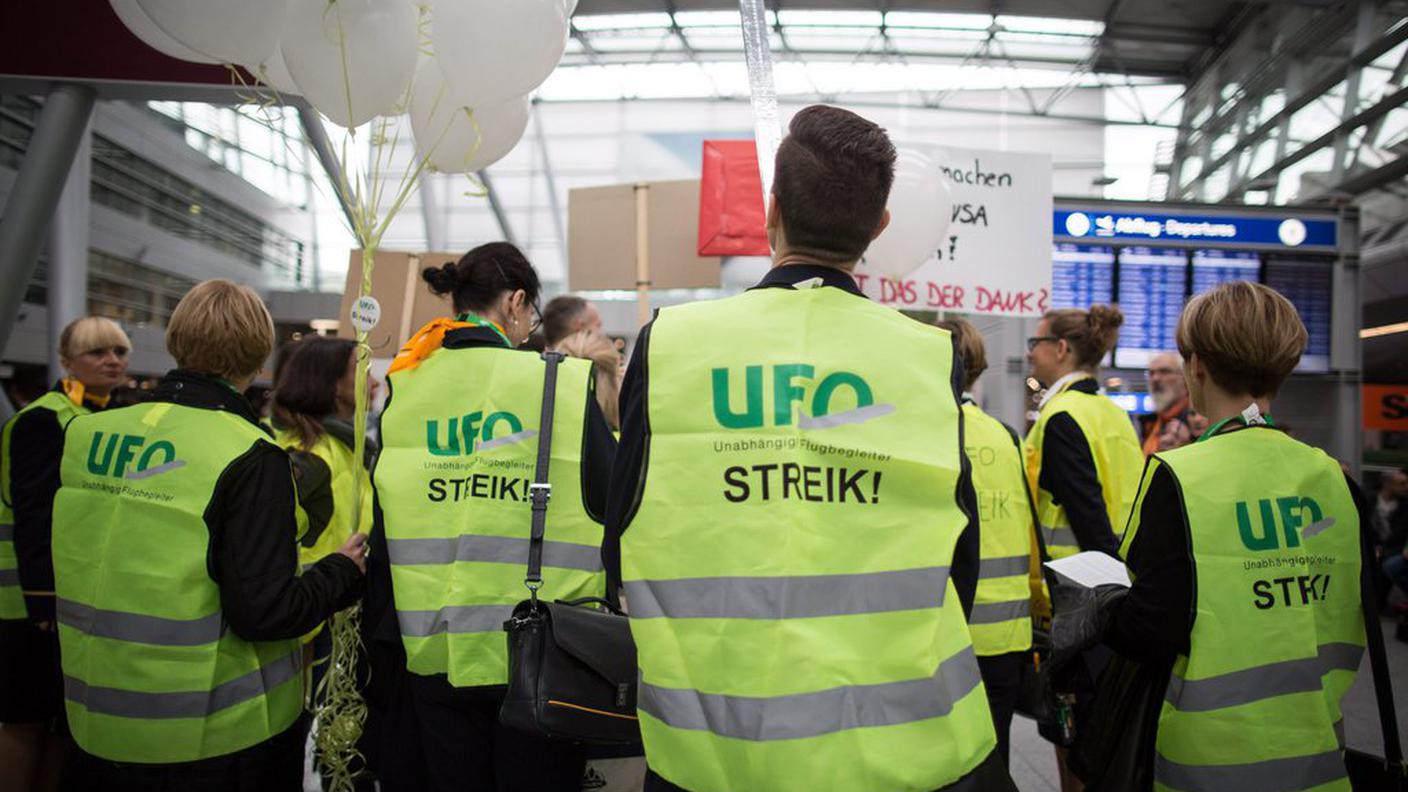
top-left (1237, 496), bottom-right (1335, 551)
top-left (86, 432), bottom-right (184, 479)
top-left (711, 364), bottom-right (894, 430)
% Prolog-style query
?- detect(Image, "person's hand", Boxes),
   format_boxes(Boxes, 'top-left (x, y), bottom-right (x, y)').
top-left (560, 330), bottom-right (620, 373)
top-left (34, 620), bottom-right (54, 633)
top-left (1159, 419), bottom-right (1192, 451)
top-left (338, 532), bottom-right (369, 573)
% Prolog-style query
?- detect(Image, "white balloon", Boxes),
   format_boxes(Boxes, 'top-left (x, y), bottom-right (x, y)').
top-left (862, 149), bottom-right (953, 279)
top-left (243, 50), bottom-right (301, 96)
top-left (110, 0), bottom-right (220, 63)
top-left (432, 0), bottom-right (568, 107)
top-left (281, 0), bottom-right (419, 128)
top-left (136, 0), bottom-right (288, 65)
top-left (409, 61), bottom-right (528, 173)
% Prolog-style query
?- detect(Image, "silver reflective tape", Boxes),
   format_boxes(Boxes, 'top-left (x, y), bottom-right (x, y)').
top-left (386, 535), bottom-right (601, 573)
top-left (126, 459), bottom-right (186, 480)
top-left (1300, 518), bottom-right (1336, 539)
top-left (0, 523), bottom-right (13, 542)
top-left (797, 403), bottom-right (895, 431)
top-left (968, 598), bottom-right (1031, 626)
top-left (623, 566), bottom-right (948, 620)
top-left (978, 555), bottom-right (1029, 580)
top-left (1154, 749), bottom-right (1347, 792)
top-left (65, 649), bottom-right (300, 720)
top-left (0, 568), bottom-right (18, 587)
top-left (475, 429), bottom-right (537, 452)
top-left (397, 605), bottom-right (514, 638)
top-left (638, 645), bottom-right (983, 742)
top-left (1165, 642), bottom-right (1363, 713)
top-left (1040, 525), bottom-right (1080, 547)
top-left (58, 599), bottom-right (224, 647)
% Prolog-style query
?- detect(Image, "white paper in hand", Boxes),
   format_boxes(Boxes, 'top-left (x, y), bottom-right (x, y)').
top-left (1044, 551), bottom-right (1131, 588)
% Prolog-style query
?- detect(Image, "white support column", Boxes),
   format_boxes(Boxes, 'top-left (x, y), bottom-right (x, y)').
top-left (1331, 206), bottom-right (1362, 476)
top-left (48, 123), bottom-right (92, 382)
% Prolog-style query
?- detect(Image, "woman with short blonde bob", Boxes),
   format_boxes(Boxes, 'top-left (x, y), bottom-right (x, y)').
top-left (1097, 281), bottom-right (1370, 790)
top-left (51, 280), bottom-right (367, 790)
top-left (1, 317), bottom-right (129, 792)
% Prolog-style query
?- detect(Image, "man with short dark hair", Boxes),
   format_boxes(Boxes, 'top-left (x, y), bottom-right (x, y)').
top-left (605, 105), bottom-right (1012, 792)
top-left (542, 295), bottom-right (602, 349)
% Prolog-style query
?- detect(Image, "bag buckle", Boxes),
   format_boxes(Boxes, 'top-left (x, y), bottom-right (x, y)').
top-left (529, 482), bottom-right (552, 510)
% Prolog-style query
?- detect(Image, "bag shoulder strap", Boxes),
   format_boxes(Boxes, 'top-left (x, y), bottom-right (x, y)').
top-left (1360, 518), bottom-right (1404, 766)
top-left (525, 351), bottom-right (564, 595)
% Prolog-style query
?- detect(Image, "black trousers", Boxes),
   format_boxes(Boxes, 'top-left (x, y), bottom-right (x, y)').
top-left (378, 672), bottom-right (584, 792)
top-left (978, 651), bottom-right (1025, 765)
top-left (60, 715), bottom-right (307, 792)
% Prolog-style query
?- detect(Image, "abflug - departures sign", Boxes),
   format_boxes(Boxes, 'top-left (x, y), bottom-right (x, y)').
top-left (1053, 209), bottom-right (1339, 251)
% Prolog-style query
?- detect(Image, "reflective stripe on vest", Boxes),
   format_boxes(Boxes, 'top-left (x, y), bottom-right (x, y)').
top-left (963, 404), bottom-right (1036, 655)
top-left (624, 566), bottom-right (949, 620)
top-left (65, 648), bottom-right (300, 719)
top-left (0, 391), bottom-right (88, 620)
top-left (638, 644), bottom-right (983, 742)
top-left (1143, 430), bottom-right (1363, 792)
top-left (1023, 381), bottom-right (1143, 560)
top-left (376, 345), bottom-right (603, 687)
top-left (54, 401), bottom-right (304, 764)
top-left (623, 288), bottom-right (995, 792)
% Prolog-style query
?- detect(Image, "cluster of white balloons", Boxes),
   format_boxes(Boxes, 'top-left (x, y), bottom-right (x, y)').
top-left (111, 0), bottom-right (579, 174)
top-left (863, 148), bottom-right (954, 279)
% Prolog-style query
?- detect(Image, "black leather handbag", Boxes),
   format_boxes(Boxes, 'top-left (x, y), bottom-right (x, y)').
top-left (499, 352), bottom-right (641, 747)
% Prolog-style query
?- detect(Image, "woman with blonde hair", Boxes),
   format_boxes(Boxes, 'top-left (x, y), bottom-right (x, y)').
top-left (0, 317), bottom-right (130, 792)
top-left (51, 281), bottom-right (366, 789)
top-left (1024, 304), bottom-right (1143, 791)
top-left (1091, 281), bottom-right (1371, 790)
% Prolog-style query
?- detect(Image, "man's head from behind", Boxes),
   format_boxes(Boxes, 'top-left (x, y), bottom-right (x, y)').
top-left (542, 294), bottom-right (602, 348)
top-left (770, 105), bottom-right (896, 265)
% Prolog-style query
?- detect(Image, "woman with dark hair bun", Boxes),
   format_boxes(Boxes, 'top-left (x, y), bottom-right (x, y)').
top-left (365, 242), bottom-right (616, 791)
top-left (1023, 304), bottom-right (1143, 791)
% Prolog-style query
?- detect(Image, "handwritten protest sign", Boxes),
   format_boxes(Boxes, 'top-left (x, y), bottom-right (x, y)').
top-left (856, 146), bottom-right (1052, 317)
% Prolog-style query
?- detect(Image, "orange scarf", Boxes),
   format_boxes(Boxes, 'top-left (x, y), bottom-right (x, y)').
top-left (388, 318), bottom-right (474, 374)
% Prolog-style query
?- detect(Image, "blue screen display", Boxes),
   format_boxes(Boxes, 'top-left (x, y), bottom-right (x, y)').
top-left (1114, 247), bottom-right (1188, 370)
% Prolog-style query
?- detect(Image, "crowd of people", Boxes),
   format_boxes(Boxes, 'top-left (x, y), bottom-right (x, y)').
top-left (0, 104), bottom-right (1387, 792)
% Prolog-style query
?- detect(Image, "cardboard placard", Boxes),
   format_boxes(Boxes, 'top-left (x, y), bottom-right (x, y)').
top-left (337, 251), bottom-right (458, 357)
top-left (568, 179), bottom-right (722, 291)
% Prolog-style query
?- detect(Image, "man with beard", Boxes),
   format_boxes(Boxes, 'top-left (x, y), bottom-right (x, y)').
top-left (1139, 351), bottom-right (1195, 455)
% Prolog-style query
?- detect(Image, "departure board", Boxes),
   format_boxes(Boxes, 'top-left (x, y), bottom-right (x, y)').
top-left (1192, 249), bottom-right (1260, 294)
top-left (1114, 246), bottom-right (1188, 370)
top-left (1264, 258), bottom-right (1333, 373)
top-left (1050, 244), bottom-right (1115, 309)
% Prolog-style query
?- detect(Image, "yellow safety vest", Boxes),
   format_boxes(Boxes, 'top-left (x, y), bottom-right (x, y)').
top-left (622, 286), bottom-right (995, 792)
top-left (1024, 377), bottom-right (1142, 558)
top-left (375, 342), bottom-right (605, 687)
top-left (1125, 427), bottom-right (1363, 792)
top-left (963, 403), bottom-right (1036, 656)
top-left (53, 401), bottom-right (304, 763)
top-left (275, 427), bottom-right (372, 571)
top-left (0, 390), bottom-right (88, 620)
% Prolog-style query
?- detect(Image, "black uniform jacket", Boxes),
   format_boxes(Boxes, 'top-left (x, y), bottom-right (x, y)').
top-left (361, 326), bottom-right (618, 696)
top-left (10, 381), bottom-right (108, 623)
top-left (602, 263), bottom-right (983, 617)
top-left (1035, 378), bottom-right (1124, 557)
top-left (1106, 423), bottom-right (1373, 663)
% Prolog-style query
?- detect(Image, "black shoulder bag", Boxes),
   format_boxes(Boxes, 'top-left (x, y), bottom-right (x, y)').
top-left (500, 352), bottom-right (641, 746)
top-left (1346, 524), bottom-right (1408, 790)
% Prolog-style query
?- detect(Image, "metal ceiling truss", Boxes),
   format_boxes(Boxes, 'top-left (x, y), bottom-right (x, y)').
top-left (1169, 0), bottom-right (1408, 207)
